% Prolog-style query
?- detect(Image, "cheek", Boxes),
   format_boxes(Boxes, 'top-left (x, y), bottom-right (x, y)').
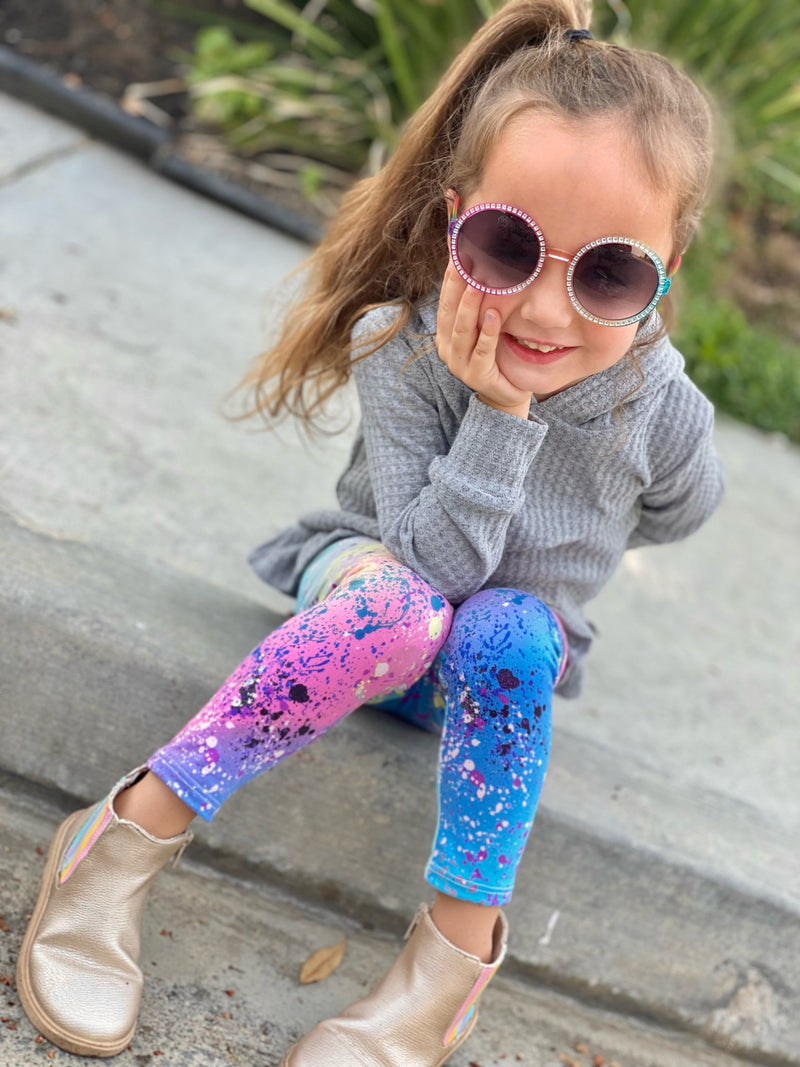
top-left (483, 292), bottom-right (524, 324)
top-left (585, 322), bottom-right (638, 368)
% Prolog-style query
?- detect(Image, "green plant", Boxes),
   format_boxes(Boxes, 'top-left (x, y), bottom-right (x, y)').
top-left (674, 295), bottom-right (800, 443)
top-left (673, 216), bottom-right (800, 443)
top-left (594, 0), bottom-right (800, 210)
top-left (187, 23), bottom-right (395, 170)
top-left (184, 0), bottom-right (503, 174)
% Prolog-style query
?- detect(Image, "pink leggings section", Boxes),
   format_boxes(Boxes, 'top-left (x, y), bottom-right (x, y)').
top-left (147, 541), bottom-right (452, 820)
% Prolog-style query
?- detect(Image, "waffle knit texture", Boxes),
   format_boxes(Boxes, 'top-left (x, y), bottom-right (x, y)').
top-left (250, 300), bottom-right (724, 696)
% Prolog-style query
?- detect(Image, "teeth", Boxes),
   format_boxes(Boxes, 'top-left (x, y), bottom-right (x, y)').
top-left (514, 337), bottom-right (560, 353)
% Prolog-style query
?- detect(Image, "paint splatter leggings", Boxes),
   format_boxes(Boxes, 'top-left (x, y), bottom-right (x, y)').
top-left (148, 537), bottom-right (566, 905)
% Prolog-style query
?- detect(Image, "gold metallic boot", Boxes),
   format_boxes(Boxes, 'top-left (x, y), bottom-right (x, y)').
top-left (282, 903), bottom-right (507, 1066)
top-left (17, 767), bottom-right (193, 1057)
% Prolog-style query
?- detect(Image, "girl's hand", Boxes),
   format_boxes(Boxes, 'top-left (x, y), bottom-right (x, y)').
top-left (436, 262), bottom-right (532, 419)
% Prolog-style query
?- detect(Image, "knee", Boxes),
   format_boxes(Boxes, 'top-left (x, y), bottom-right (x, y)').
top-left (333, 556), bottom-right (454, 657)
top-left (442, 588), bottom-right (563, 689)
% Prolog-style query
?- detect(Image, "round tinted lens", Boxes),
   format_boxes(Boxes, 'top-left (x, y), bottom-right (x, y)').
top-left (572, 242), bottom-right (661, 321)
top-left (455, 209), bottom-right (541, 291)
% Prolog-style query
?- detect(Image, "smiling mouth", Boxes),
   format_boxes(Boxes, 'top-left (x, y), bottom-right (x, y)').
top-left (504, 333), bottom-right (574, 364)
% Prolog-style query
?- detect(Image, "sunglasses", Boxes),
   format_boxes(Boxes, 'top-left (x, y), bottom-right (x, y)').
top-left (447, 195), bottom-right (672, 327)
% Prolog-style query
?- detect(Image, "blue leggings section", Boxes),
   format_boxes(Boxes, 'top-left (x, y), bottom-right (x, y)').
top-left (423, 588), bottom-right (562, 905)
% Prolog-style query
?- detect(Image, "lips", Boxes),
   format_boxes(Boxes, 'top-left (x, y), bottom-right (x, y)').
top-left (502, 332), bottom-right (575, 365)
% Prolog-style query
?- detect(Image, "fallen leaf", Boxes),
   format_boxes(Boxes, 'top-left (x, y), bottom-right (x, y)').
top-left (0, 916), bottom-right (9, 932)
top-left (574, 1044), bottom-right (590, 1055)
top-left (299, 938), bottom-right (347, 984)
top-left (0, 309), bottom-right (17, 324)
top-left (593, 1057), bottom-right (607, 1066)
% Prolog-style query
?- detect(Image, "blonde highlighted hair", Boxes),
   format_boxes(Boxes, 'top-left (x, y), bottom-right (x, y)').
top-left (239, 0), bottom-right (712, 428)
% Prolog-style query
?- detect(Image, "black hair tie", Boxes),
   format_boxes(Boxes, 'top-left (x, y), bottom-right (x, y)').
top-left (564, 28), bottom-right (593, 41)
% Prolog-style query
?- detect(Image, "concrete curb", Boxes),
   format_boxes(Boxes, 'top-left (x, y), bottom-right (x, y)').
top-left (0, 46), bottom-right (322, 244)
top-left (1, 784), bottom-right (762, 1067)
top-left (1, 508), bottom-right (797, 1065)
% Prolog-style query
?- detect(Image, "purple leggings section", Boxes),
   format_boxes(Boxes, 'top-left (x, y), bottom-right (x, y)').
top-left (148, 538), bottom-right (565, 904)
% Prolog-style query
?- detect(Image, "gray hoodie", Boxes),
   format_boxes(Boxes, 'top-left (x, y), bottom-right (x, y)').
top-left (250, 300), bottom-right (724, 696)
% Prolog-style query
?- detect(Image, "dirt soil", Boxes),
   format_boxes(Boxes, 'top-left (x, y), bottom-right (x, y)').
top-left (0, 0), bottom-right (332, 229)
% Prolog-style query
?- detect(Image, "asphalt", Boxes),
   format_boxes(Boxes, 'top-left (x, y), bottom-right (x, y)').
top-left (1, 93), bottom-right (799, 1066)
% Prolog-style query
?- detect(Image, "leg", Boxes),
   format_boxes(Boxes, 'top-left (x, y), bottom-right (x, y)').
top-left (301, 537), bottom-right (447, 734)
top-left (119, 536), bottom-right (449, 832)
top-left (283, 589), bottom-right (566, 1066)
top-left (145, 543), bottom-right (451, 821)
top-left (427, 587), bottom-right (563, 958)
top-left (18, 538), bottom-right (452, 1056)
top-left (428, 588), bottom-right (564, 908)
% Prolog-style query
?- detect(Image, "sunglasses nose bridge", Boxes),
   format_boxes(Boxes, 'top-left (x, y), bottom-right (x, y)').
top-left (543, 248), bottom-right (572, 264)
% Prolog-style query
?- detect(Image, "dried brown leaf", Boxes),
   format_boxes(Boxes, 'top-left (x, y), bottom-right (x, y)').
top-left (299, 938), bottom-right (347, 984)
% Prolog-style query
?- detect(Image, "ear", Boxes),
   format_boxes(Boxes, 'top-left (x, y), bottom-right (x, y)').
top-left (670, 253), bottom-right (683, 274)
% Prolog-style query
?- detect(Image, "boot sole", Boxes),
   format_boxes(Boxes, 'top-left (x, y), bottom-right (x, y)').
top-left (279, 1008), bottom-right (478, 1066)
top-left (17, 807), bottom-right (138, 1058)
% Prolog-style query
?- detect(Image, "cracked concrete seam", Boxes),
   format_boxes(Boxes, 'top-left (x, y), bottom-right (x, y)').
top-left (0, 135), bottom-right (88, 188)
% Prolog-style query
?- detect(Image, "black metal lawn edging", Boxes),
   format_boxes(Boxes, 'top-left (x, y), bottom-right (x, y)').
top-left (0, 46), bottom-right (322, 245)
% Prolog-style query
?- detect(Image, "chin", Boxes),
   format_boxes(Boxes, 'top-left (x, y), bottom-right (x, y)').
top-left (497, 352), bottom-right (566, 398)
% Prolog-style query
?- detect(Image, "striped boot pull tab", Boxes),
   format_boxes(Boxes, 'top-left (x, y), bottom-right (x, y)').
top-left (58, 796), bottom-right (114, 885)
top-left (443, 962), bottom-right (498, 1047)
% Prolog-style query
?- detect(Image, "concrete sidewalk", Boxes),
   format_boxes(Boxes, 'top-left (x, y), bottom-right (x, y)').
top-left (1, 93), bottom-right (799, 1064)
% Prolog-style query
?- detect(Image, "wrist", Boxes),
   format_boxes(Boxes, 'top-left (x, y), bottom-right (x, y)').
top-left (477, 393), bottom-right (531, 420)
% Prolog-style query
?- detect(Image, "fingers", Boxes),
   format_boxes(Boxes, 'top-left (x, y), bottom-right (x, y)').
top-left (437, 263), bottom-right (491, 377)
top-left (436, 261), bottom-right (468, 352)
top-left (436, 265), bottom-right (530, 415)
top-left (471, 307), bottom-right (502, 370)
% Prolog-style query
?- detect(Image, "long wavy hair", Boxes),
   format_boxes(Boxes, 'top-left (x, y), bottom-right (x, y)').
top-left (238, 0), bottom-right (713, 429)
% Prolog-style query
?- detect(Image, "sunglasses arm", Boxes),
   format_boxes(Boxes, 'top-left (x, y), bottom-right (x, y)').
top-left (446, 191), bottom-right (461, 236)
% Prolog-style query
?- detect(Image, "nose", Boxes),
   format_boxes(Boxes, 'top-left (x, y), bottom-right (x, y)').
top-left (517, 255), bottom-right (574, 329)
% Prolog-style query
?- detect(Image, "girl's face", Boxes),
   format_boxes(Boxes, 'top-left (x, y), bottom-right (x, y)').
top-left (459, 111), bottom-right (675, 401)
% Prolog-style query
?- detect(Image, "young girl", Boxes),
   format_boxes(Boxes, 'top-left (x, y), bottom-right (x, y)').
top-left (17, 0), bottom-right (724, 1062)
